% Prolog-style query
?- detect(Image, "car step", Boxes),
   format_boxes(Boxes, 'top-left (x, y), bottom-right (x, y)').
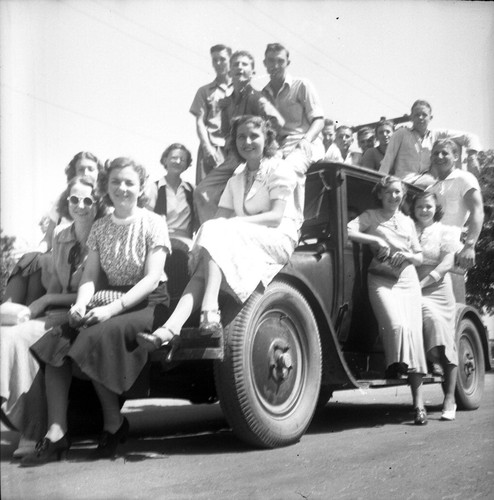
top-left (169, 327), bottom-right (224, 361)
top-left (357, 375), bottom-right (444, 388)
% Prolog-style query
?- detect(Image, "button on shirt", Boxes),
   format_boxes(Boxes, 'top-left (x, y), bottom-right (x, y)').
top-left (380, 127), bottom-right (481, 182)
top-left (190, 80), bottom-right (233, 148)
top-left (156, 178), bottom-right (193, 239)
top-left (263, 74), bottom-right (324, 152)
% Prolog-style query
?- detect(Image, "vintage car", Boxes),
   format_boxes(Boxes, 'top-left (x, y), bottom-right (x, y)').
top-left (88, 162), bottom-right (492, 448)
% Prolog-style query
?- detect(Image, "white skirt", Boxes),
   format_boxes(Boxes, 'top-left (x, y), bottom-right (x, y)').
top-left (191, 218), bottom-right (296, 303)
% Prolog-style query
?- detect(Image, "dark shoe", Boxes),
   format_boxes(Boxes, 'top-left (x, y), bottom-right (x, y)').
top-left (199, 310), bottom-right (223, 337)
top-left (91, 417), bottom-right (129, 460)
top-left (20, 435), bottom-right (70, 467)
top-left (137, 327), bottom-right (180, 361)
top-left (414, 407), bottom-right (428, 425)
top-left (385, 362), bottom-right (408, 379)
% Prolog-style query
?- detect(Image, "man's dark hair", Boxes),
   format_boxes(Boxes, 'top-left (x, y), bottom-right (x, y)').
top-left (210, 44), bottom-right (232, 56)
top-left (264, 43), bottom-right (290, 59)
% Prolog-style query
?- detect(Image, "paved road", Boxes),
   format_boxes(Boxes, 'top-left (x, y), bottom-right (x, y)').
top-left (2, 373), bottom-right (493, 500)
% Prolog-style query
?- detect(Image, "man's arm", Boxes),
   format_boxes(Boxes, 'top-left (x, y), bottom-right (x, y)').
top-left (302, 117), bottom-right (324, 143)
top-left (195, 110), bottom-right (220, 166)
top-left (456, 188), bottom-right (484, 269)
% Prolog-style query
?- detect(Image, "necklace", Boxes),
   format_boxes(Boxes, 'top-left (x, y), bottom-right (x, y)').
top-left (244, 168), bottom-right (258, 195)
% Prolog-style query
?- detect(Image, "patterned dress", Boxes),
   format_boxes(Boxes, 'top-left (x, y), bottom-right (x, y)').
top-left (348, 209), bottom-right (427, 374)
top-left (31, 209), bottom-right (171, 395)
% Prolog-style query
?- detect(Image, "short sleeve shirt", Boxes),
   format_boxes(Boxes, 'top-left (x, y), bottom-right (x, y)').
top-left (87, 208), bottom-right (171, 286)
top-left (347, 209), bottom-right (421, 274)
top-left (427, 169), bottom-right (481, 229)
top-left (219, 157), bottom-right (302, 243)
top-left (189, 80), bottom-right (233, 147)
top-left (263, 74), bottom-right (324, 144)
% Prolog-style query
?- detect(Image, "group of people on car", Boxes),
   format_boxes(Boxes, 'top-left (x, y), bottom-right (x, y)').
top-left (0, 41), bottom-right (484, 465)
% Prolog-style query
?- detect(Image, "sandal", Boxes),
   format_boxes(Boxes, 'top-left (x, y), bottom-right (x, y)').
top-left (137, 326), bottom-right (180, 361)
top-left (199, 310), bottom-right (223, 336)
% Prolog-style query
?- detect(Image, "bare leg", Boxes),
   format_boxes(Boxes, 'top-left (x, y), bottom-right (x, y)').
top-left (201, 255), bottom-right (222, 312)
top-left (92, 381), bottom-right (122, 433)
top-left (45, 363), bottom-right (72, 442)
top-left (408, 373), bottom-right (425, 409)
top-left (442, 363), bottom-right (458, 411)
top-left (162, 272), bottom-right (206, 335)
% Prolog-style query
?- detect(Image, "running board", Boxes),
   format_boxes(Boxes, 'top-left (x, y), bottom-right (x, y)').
top-left (151, 327), bottom-right (224, 361)
top-left (357, 375), bottom-right (443, 388)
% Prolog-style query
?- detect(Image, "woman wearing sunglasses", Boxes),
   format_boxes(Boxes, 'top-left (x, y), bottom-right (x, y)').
top-left (1, 176), bottom-right (104, 458)
top-left (24, 157), bottom-right (170, 466)
top-left (4, 151), bottom-right (104, 306)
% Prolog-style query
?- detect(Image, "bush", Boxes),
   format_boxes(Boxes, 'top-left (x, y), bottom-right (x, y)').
top-left (0, 229), bottom-right (17, 300)
top-left (466, 150), bottom-right (494, 314)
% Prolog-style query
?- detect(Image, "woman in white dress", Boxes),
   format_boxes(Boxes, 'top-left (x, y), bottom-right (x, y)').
top-left (347, 176), bottom-right (428, 425)
top-left (138, 114), bottom-right (305, 351)
top-left (411, 191), bottom-right (459, 420)
top-left (1, 176), bottom-right (103, 457)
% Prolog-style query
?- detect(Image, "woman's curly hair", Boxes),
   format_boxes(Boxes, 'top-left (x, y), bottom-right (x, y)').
top-left (372, 175), bottom-right (407, 207)
top-left (99, 157), bottom-right (149, 208)
top-left (64, 151), bottom-right (104, 182)
top-left (409, 191), bottom-right (444, 222)
top-left (228, 115), bottom-right (279, 160)
top-left (57, 175), bottom-right (106, 221)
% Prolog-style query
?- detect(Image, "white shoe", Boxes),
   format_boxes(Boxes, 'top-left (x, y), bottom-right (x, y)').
top-left (441, 404), bottom-right (457, 421)
top-left (12, 436), bottom-right (37, 458)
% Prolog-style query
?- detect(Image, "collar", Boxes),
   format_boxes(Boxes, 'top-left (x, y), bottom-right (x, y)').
top-left (265, 74), bottom-right (293, 96)
top-left (57, 223), bottom-right (78, 244)
top-left (157, 177), bottom-right (192, 192)
top-left (208, 78), bottom-right (232, 92)
top-left (437, 167), bottom-right (461, 182)
top-left (410, 127), bottom-right (431, 139)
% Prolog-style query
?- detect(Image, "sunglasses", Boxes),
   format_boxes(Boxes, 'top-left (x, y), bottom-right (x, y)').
top-left (67, 195), bottom-right (95, 207)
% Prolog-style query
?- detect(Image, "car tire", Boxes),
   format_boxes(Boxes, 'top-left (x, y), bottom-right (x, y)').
top-left (214, 280), bottom-right (321, 448)
top-left (455, 318), bottom-right (485, 410)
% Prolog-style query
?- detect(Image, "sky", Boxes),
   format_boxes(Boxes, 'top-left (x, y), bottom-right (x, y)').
top-left (1, 0), bottom-right (493, 249)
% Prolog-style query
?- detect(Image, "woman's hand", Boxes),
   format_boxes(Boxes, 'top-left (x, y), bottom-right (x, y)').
top-left (389, 251), bottom-right (408, 267)
top-left (81, 305), bottom-right (115, 327)
top-left (69, 303), bottom-right (86, 328)
top-left (371, 238), bottom-right (390, 261)
top-left (28, 296), bottom-right (49, 318)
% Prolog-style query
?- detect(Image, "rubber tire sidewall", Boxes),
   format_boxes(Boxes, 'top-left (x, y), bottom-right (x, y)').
top-left (455, 318), bottom-right (485, 410)
top-left (214, 280), bottom-right (322, 448)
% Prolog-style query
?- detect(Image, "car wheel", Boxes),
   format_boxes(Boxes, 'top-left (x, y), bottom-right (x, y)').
top-left (455, 318), bottom-right (485, 410)
top-left (214, 280), bottom-right (321, 448)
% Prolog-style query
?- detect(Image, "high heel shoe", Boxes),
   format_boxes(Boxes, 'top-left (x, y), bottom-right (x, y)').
top-left (199, 310), bottom-right (223, 336)
top-left (414, 407), bottom-right (428, 426)
top-left (441, 403), bottom-right (456, 421)
top-left (137, 326), bottom-right (180, 361)
top-left (91, 417), bottom-right (129, 460)
top-left (20, 435), bottom-right (70, 467)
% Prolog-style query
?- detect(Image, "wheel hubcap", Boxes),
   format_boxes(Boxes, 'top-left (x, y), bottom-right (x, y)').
top-left (459, 334), bottom-right (477, 394)
top-left (251, 312), bottom-right (305, 415)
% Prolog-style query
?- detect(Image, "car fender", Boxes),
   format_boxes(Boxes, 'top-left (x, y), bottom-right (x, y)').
top-left (277, 253), bottom-right (361, 390)
top-left (455, 303), bottom-right (492, 371)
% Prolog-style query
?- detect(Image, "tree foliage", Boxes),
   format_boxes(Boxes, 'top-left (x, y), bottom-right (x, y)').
top-left (466, 150), bottom-right (494, 314)
top-left (0, 229), bottom-right (17, 300)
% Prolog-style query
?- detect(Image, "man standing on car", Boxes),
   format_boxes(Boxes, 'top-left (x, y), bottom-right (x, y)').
top-left (190, 44), bottom-right (233, 185)
top-left (262, 43), bottom-right (325, 162)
